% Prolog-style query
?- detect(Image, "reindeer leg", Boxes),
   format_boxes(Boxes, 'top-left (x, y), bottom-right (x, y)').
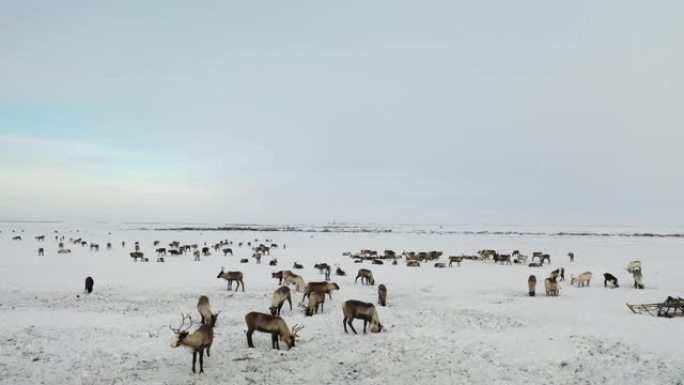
top-left (207, 343), bottom-right (211, 357)
top-left (241, 280), bottom-right (245, 292)
top-left (363, 320), bottom-right (368, 334)
top-left (343, 317), bottom-right (348, 333)
top-left (348, 319), bottom-right (357, 334)
top-left (192, 351), bottom-right (197, 373)
top-left (288, 297), bottom-right (292, 311)
top-left (247, 330), bottom-right (255, 348)
top-left (199, 349), bottom-right (204, 374)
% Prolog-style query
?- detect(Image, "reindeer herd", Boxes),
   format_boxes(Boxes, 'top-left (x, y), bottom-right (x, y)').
top-left (4, 230), bottom-right (656, 375)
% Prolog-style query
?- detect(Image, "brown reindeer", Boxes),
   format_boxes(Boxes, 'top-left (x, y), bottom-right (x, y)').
top-left (270, 286), bottom-right (293, 316)
top-left (197, 295), bottom-right (220, 327)
top-left (301, 291), bottom-right (326, 316)
top-left (448, 256), bottom-right (463, 267)
top-left (302, 281), bottom-right (340, 301)
top-left (378, 284), bottom-right (387, 306)
top-left (342, 300), bottom-right (383, 334)
top-left (528, 275), bottom-right (536, 296)
top-left (355, 269), bottom-right (375, 285)
top-left (244, 312), bottom-right (303, 350)
top-left (170, 313), bottom-right (214, 374)
top-left (216, 268), bottom-right (244, 291)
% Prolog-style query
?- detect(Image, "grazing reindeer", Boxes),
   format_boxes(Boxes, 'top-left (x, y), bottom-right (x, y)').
top-left (355, 269), bottom-right (375, 286)
top-left (38, 248), bottom-right (44, 256)
top-left (216, 268), bottom-right (245, 291)
top-left (302, 281), bottom-right (340, 301)
top-left (528, 275), bottom-right (537, 296)
top-left (222, 248), bottom-right (233, 256)
top-left (314, 263), bottom-right (331, 280)
top-left (270, 286), bottom-right (293, 316)
top-left (84, 276), bottom-right (94, 294)
top-left (448, 256), bottom-right (463, 267)
top-left (342, 300), bottom-right (383, 334)
top-left (283, 271), bottom-right (306, 292)
top-left (197, 295), bottom-right (220, 327)
top-left (603, 273), bottom-right (619, 288)
top-left (571, 271), bottom-right (592, 287)
top-left (301, 291), bottom-right (326, 316)
top-left (545, 277), bottom-right (559, 296)
top-left (378, 284), bottom-right (387, 306)
top-left (170, 313), bottom-right (214, 374)
top-left (244, 312), bottom-right (303, 350)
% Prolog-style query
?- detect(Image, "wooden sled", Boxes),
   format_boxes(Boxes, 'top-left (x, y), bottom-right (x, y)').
top-left (626, 297), bottom-right (684, 318)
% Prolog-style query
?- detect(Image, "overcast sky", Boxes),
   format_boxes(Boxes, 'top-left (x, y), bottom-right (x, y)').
top-left (1, 1), bottom-right (683, 226)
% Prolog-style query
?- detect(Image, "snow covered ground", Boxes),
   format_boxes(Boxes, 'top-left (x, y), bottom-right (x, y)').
top-left (0, 223), bottom-right (683, 385)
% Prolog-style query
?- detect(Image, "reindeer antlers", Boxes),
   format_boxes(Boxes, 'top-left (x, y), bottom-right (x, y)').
top-left (291, 323), bottom-right (304, 338)
top-left (169, 312), bottom-right (194, 334)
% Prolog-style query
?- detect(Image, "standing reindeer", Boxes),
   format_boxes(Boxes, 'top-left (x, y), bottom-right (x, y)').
top-left (216, 268), bottom-right (245, 291)
top-left (528, 275), bottom-right (536, 296)
top-left (170, 313), bottom-right (214, 374)
top-left (270, 286), bottom-right (293, 316)
top-left (378, 284), bottom-right (387, 306)
top-left (244, 312), bottom-right (303, 350)
top-left (197, 295), bottom-right (220, 327)
top-left (355, 269), bottom-right (375, 285)
top-left (342, 300), bottom-right (383, 334)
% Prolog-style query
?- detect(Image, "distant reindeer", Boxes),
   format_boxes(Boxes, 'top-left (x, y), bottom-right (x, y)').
top-left (269, 258), bottom-right (278, 266)
top-left (545, 277), bottom-right (559, 296)
top-left (378, 284), bottom-right (387, 306)
top-left (197, 295), bottom-right (220, 327)
top-left (355, 269), bottom-right (375, 285)
top-left (270, 286), bottom-right (293, 316)
top-left (216, 268), bottom-right (245, 291)
top-left (336, 267), bottom-right (346, 276)
top-left (156, 248), bottom-right (167, 256)
top-left (293, 262), bottom-right (303, 269)
top-left (448, 256), bottom-right (463, 267)
top-left (283, 271), bottom-right (306, 292)
top-left (84, 276), bottom-right (94, 294)
top-left (35, 235), bottom-right (45, 241)
top-left (571, 271), bottom-right (592, 287)
top-left (528, 275), bottom-right (536, 296)
top-left (170, 313), bottom-right (214, 374)
top-left (568, 252), bottom-right (575, 262)
top-left (38, 248), bottom-right (44, 256)
top-left (244, 312), bottom-right (303, 350)
top-left (603, 273), bottom-right (619, 288)
top-left (201, 247), bottom-right (211, 256)
top-left (342, 300), bottom-right (383, 334)
top-left (222, 248), bottom-right (233, 256)
top-left (130, 252), bottom-right (144, 261)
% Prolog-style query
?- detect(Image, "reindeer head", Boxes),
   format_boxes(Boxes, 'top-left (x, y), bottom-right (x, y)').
top-left (284, 324), bottom-right (304, 349)
top-left (216, 267), bottom-right (225, 279)
top-left (208, 311), bottom-right (221, 327)
top-left (169, 313), bottom-right (194, 347)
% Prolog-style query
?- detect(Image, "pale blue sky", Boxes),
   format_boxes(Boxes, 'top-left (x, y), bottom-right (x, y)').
top-left (1, 1), bottom-right (683, 225)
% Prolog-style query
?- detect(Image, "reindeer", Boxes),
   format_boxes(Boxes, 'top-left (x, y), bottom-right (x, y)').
top-left (406, 260), bottom-right (420, 267)
top-left (216, 268), bottom-right (245, 291)
top-left (201, 247), bottom-right (211, 256)
top-left (35, 235), bottom-right (45, 241)
top-left (170, 313), bottom-right (214, 374)
top-left (84, 276), bottom-right (94, 294)
top-left (570, 271), bottom-right (592, 287)
top-left (197, 295), bottom-right (220, 327)
top-left (222, 248), bottom-right (233, 256)
top-left (283, 271), bottom-right (306, 292)
top-left (269, 258), bottom-right (278, 266)
top-left (632, 268), bottom-right (644, 289)
top-left (156, 248), bottom-right (167, 256)
top-left (244, 312), bottom-right (303, 350)
top-left (38, 248), bottom-right (44, 256)
top-left (293, 262), bottom-right (303, 269)
top-left (272, 270), bottom-right (287, 285)
top-left (568, 252), bottom-right (575, 262)
top-left (448, 256), bottom-right (463, 267)
top-left (301, 291), bottom-right (326, 316)
top-left (130, 252), bottom-right (144, 261)
top-left (336, 267), bottom-right (347, 276)
top-left (106, 242), bottom-right (112, 250)
top-left (302, 281), bottom-right (340, 301)
top-left (378, 284), bottom-right (387, 306)
top-left (603, 273), bottom-right (619, 288)
top-left (342, 300), bottom-right (383, 334)
top-left (545, 277), bottom-right (559, 296)
top-left (270, 286), bottom-right (293, 316)
top-left (528, 275), bottom-right (536, 296)
top-left (314, 263), bottom-right (331, 279)
top-left (355, 269), bottom-right (375, 285)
